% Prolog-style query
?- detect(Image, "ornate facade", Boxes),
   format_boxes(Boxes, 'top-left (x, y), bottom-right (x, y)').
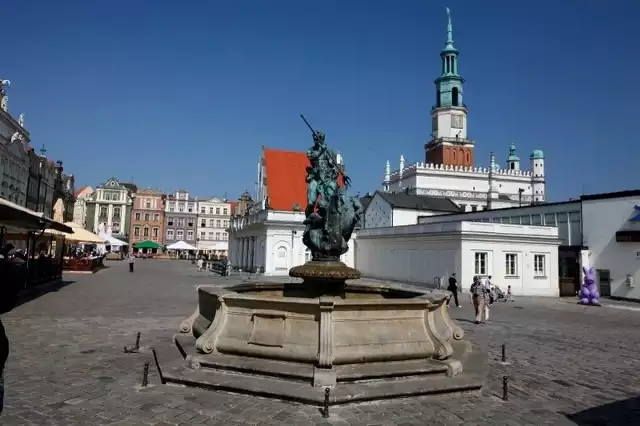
top-left (383, 9), bottom-right (546, 212)
top-left (196, 197), bottom-right (230, 256)
top-left (85, 178), bottom-right (134, 241)
top-left (129, 188), bottom-right (165, 245)
top-left (0, 80), bottom-right (30, 206)
top-left (164, 190), bottom-right (198, 245)
top-left (72, 186), bottom-right (94, 227)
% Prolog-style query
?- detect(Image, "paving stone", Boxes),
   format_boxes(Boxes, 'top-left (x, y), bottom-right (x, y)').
top-left (0, 260), bottom-right (639, 425)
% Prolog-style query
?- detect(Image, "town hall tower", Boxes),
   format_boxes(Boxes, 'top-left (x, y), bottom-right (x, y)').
top-left (424, 8), bottom-right (475, 167)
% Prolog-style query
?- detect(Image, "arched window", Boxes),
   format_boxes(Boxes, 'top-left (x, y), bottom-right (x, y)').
top-left (452, 150), bottom-right (456, 162)
top-left (436, 89), bottom-right (441, 108)
top-left (452, 87), bottom-right (459, 107)
top-left (465, 151), bottom-right (471, 163)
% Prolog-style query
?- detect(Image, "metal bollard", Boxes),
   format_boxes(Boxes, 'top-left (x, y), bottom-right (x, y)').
top-left (322, 387), bottom-right (330, 418)
top-left (135, 332), bottom-right (141, 350)
top-left (502, 376), bottom-right (508, 401)
top-left (124, 332), bottom-right (142, 353)
top-left (501, 343), bottom-right (506, 363)
top-left (141, 361), bottom-right (150, 387)
top-left (151, 347), bottom-right (166, 384)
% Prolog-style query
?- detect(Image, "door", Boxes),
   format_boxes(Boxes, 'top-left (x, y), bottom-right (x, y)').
top-left (274, 246), bottom-right (288, 271)
top-left (558, 249), bottom-right (580, 297)
top-left (597, 269), bottom-right (611, 297)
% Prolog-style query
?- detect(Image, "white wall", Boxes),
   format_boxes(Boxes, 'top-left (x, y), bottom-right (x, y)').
top-left (229, 209), bottom-right (356, 276)
top-left (582, 195), bottom-right (640, 300)
top-left (355, 221), bottom-right (560, 297)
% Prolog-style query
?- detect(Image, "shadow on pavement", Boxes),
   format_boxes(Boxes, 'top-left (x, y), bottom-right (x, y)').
top-left (566, 395), bottom-right (640, 425)
top-left (14, 279), bottom-right (75, 308)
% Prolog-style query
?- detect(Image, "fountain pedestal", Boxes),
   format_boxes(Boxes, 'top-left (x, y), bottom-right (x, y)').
top-left (156, 262), bottom-right (488, 405)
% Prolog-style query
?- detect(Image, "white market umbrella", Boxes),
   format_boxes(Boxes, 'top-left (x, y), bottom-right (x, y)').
top-left (166, 240), bottom-right (198, 251)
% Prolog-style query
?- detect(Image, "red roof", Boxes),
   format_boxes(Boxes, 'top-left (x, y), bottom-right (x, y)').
top-left (263, 148), bottom-right (344, 211)
top-left (228, 201), bottom-right (238, 215)
top-left (264, 149), bottom-right (309, 211)
top-left (73, 186), bottom-right (89, 197)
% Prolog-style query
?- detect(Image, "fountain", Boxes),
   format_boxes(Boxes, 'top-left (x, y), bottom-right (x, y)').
top-left (157, 119), bottom-right (488, 405)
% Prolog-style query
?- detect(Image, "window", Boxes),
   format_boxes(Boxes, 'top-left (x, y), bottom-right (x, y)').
top-left (113, 207), bottom-right (121, 218)
top-left (223, 208), bottom-right (228, 215)
top-left (474, 252), bottom-right (488, 276)
top-left (166, 229), bottom-right (174, 239)
top-left (188, 204), bottom-right (194, 213)
top-left (534, 254), bottom-right (546, 276)
top-left (216, 219), bottom-right (221, 228)
top-left (209, 207), bottom-right (214, 214)
top-left (99, 206), bottom-right (108, 218)
top-left (152, 227), bottom-right (158, 237)
top-left (135, 212), bottom-right (141, 220)
top-left (544, 213), bottom-right (556, 226)
top-left (153, 213), bottom-right (159, 221)
top-left (222, 232), bottom-right (228, 240)
top-left (143, 226), bottom-right (149, 237)
top-left (187, 230), bottom-right (194, 240)
top-left (505, 253), bottom-right (517, 276)
top-left (176, 230), bottom-right (184, 240)
top-left (145, 200), bottom-right (151, 209)
top-left (167, 217), bottom-right (174, 226)
top-left (200, 207), bottom-right (206, 214)
top-left (209, 219), bottom-right (215, 227)
top-left (201, 220), bottom-right (206, 227)
top-left (216, 207), bottom-right (220, 215)
top-left (208, 232), bottom-right (214, 240)
top-left (144, 213), bottom-right (150, 221)
top-left (223, 220), bottom-right (229, 228)
top-left (112, 192), bottom-right (120, 201)
top-left (112, 222), bottom-right (121, 233)
top-left (215, 232), bottom-right (220, 240)
top-left (104, 192), bottom-right (111, 201)
top-left (187, 219), bottom-right (194, 227)
top-left (471, 205), bottom-right (477, 212)
top-left (177, 218), bottom-right (185, 227)
top-left (169, 202), bottom-right (175, 211)
top-left (134, 226), bottom-right (140, 236)
top-left (178, 204), bottom-right (184, 212)
top-left (200, 232), bottom-right (206, 239)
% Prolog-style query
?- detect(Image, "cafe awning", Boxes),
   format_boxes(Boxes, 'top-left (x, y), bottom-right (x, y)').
top-left (133, 240), bottom-right (162, 250)
top-left (45, 222), bottom-right (106, 244)
top-left (0, 197), bottom-right (72, 233)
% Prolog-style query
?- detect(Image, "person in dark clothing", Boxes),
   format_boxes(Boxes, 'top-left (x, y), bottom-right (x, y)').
top-left (447, 273), bottom-right (461, 308)
top-left (128, 253), bottom-right (135, 272)
top-left (1, 253), bottom-right (22, 415)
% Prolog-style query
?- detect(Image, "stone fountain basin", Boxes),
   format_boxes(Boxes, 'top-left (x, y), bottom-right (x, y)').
top-left (180, 281), bottom-right (466, 375)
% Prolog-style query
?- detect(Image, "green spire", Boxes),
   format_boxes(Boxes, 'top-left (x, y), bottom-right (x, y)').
top-left (442, 7), bottom-right (459, 56)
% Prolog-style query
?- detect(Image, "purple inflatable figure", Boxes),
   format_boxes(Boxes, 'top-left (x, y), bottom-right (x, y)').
top-left (578, 266), bottom-right (600, 306)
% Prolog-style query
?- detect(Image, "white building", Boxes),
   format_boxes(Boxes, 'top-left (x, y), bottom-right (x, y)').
top-left (356, 221), bottom-right (560, 297)
top-left (0, 86), bottom-right (30, 207)
top-left (229, 209), bottom-right (355, 275)
top-left (72, 186), bottom-right (94, 227)
top-left (581, 190), bottom-right (640, 301)
top-left (196, 197), bottom-right (231, 257)
top-left (362, 191), bottom-right (462, 228)
top-left (85, 178), bottom-right (134, 240)
top-left (382, 9), bottom-right (547, 212)
top-left (228, 147), bottom-right (356, 275)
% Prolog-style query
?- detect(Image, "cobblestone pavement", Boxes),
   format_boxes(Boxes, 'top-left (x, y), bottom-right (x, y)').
top-left (1, 260), bottom-right (639, 425)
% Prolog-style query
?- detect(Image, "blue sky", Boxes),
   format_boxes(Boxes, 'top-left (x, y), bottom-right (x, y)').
top-left (3, 0), bottom-right (639, 201)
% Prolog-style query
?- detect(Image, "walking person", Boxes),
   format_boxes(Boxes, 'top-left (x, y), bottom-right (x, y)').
top-left (1, 248), bottom-right (22, 415)
top-left (506, 285), bottom-right (514, 302)
top-left (197, 258), bottom-right (203, 272)
top-left (483, 275), bottom-right (493, 320)
top-left (128, 253), bottom-right (135, 273)
top-left (447, 273), bottom-right (461, 308)
top-left (470, 276), bottom-right (487, 324)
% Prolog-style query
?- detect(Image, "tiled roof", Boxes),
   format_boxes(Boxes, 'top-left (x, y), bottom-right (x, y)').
top-left (376, 191), bottom-right (463, 213)
top-left (73, 186), bottom-right (88, 197)
top-left (264, 149), bottom-right (309, 211)
top-left (263, 148), bottom-right (348, 212)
